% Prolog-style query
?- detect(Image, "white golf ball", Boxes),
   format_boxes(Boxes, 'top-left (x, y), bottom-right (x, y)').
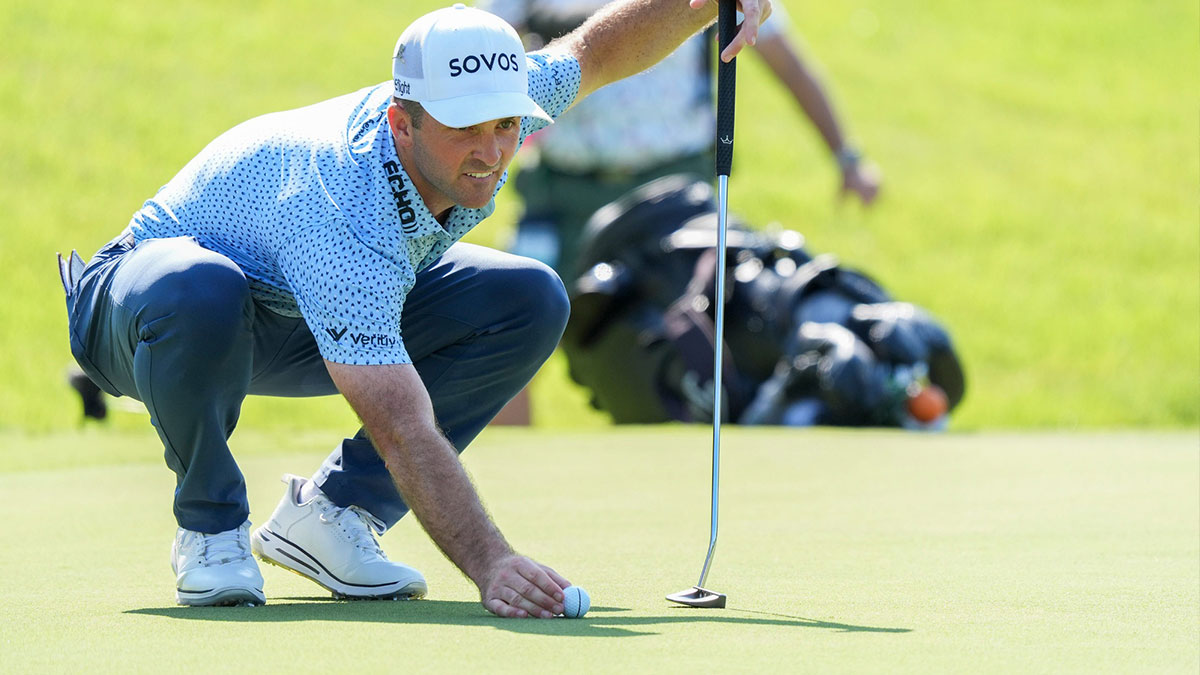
top-left (561, 585), bottom-right (591, 618)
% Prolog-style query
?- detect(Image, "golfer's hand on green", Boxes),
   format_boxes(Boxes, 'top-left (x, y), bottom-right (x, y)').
top-left (480, 554), bottom-right (570, 618)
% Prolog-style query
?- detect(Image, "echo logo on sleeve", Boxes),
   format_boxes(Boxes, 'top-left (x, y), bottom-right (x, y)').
top-left (383, 160), bottom-right (420, 234)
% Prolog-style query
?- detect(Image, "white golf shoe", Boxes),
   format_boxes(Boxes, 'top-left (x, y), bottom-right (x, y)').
top-left (171, 521), bottom-right (266, 607)
top-left (251, 474), bottom-right (427, 600)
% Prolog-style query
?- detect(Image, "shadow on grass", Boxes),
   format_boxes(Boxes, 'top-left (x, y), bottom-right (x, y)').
top-left (125, 598), bottom-right (911, 637)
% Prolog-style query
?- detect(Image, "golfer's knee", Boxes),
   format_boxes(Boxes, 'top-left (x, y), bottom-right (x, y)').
top-left (142, 257), bottom-right (251, 346)
top-left (508, 261), bottom-right (570, 350)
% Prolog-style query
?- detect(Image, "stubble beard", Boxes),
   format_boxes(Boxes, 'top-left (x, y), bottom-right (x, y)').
top-left (412, 141), bottom-right (499, 212)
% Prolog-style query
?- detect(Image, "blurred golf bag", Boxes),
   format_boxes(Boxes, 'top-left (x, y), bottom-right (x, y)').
top-left (561, 175), bottom-right (966, 428)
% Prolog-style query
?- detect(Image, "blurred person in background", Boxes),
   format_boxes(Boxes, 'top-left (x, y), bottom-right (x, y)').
top-left (481, 0), bottom-right (881, 279)
top-left (480, 0), bottom-right (881, 424)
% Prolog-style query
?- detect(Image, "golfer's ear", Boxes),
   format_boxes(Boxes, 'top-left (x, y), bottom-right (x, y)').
top-left (388, 103), bottom-right (414, 147)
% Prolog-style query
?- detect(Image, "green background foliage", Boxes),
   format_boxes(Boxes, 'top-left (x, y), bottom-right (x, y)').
top-left (2, 0), bottom-right (1196, 432)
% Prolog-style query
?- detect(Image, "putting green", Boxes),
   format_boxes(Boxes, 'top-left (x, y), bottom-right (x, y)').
top-left (1, 428), bottom-right (1196, 672)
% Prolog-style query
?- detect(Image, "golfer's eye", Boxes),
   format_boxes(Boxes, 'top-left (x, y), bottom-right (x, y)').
top-left (497, 118), bottom-right (518, 131)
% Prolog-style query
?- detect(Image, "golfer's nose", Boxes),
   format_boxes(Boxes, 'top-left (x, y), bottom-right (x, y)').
top-left (476, 130), bottom-right (507, 167)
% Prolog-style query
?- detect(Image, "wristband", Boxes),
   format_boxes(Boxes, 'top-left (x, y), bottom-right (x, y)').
top-left (835, 146), bottom-right (862, 172)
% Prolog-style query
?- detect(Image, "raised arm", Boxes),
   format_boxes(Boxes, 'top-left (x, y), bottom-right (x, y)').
top-left (553, 0), bottom-right (770, 101)
top-left (324, 360), bottom-right (570, 618)
top-left (754, 29), bottom-right (882, 205)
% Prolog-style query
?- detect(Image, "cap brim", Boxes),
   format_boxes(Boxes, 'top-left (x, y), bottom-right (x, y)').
top-left (421, 91), bottom-right (552, 129)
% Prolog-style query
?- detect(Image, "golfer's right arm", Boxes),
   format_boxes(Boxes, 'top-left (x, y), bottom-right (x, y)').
top-left (555, 0), bottom-right (769, 101)
top-left (324, 360), bottom-right (570, 618)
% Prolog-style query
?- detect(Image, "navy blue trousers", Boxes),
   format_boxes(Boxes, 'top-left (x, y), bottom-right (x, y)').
top-left (66, 231), bottom-right (569, 533)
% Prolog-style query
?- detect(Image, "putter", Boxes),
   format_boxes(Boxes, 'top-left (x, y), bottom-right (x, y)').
top-left (667, 0), bottom-right (737, 610)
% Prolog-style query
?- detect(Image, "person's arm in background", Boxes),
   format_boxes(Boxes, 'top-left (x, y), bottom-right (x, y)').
top-left (753, 8), bottom-right (882, 205)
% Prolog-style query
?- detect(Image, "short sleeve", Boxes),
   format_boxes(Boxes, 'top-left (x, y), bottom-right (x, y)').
top-left (521, 51), bottom-right (582, 137)
top-left (278, 220), bottom-right (415, 365)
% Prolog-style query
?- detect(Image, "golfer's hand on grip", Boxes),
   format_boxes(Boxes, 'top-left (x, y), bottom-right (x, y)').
top-left (480, 554), bottom-right (570, 618)
top-left (689, 0), bottom-right (773, 62)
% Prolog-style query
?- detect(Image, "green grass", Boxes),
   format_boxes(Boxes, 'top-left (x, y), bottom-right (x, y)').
top-left (1, 428), bottom-right (1196, 671)
top-left (0, 0), bottom-right (1196, 432)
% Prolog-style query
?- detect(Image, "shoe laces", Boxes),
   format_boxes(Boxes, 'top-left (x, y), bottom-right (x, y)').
top-left (195, 527), bottom-right (251, 566)
top-left (319, 504), bottom-right (388, 557)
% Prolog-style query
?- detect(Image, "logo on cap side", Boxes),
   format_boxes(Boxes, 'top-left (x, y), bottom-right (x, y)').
top-left (447, 52), bottom-right (520, 77)
top-left (395, 79), bottom-right (412, 97)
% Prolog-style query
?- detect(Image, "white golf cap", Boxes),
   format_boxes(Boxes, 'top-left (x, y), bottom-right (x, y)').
top-left (392, 4), bottom-right (552, 128)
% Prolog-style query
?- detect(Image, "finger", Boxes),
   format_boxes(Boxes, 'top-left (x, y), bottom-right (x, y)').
top-left (721, 20), bottom-right (759, 62)
top-left (539, 564), bottom-right (571, 591)
top-left (516, 566), bottom-right (565, 614)
top-left (521, 562), bottom-right (566, 601)
top-left (493, 562), bottom-right (559, 617)
top-left (720, 37), bottom-right (746, 62)
top-left (857, 169), bottom-right (881, 205)
top-left (739, 1), bottom-right (761, 40)
top-left (500, 581), bottom-right (556, 618)
top-left (486, 558), bottom-right (561, 617)
top-left (485, 597), bottom-right (529, 619)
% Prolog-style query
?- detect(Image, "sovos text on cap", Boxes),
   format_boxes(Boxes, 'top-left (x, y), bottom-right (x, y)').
top-left (392, 4), bottom-right (552, 128)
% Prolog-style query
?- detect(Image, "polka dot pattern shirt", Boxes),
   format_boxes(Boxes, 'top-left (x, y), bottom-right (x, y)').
top-left (129, 51), bottom-right (581, 365)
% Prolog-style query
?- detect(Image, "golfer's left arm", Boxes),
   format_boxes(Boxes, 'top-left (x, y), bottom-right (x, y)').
top-left (552, 0), bottom-right (771, 101)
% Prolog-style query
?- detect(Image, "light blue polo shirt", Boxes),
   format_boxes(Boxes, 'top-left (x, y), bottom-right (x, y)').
top-left (128, 51), bottom-right (581, 366)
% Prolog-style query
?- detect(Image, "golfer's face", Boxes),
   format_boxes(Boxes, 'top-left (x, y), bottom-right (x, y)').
top-left (410, 115), bottom-right (520, 212)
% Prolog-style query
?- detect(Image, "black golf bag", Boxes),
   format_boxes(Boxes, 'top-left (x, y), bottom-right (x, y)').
top-left (560, 175), bottom-right (966, 428)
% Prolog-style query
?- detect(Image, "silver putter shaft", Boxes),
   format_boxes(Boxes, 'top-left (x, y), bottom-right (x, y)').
top-left (664, 176), bottom-right (730, 610)
top-left (667, 0), bottom-right (736, 610)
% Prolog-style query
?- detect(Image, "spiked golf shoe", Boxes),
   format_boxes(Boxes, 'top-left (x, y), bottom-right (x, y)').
top-left (171, 521), bottom-right (266, 606)
top-left (252, 474), bottom-right (427, 600)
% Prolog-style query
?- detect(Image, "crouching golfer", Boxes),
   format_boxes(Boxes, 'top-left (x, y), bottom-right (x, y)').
top-left (59, 0), bottom-right (768, 617)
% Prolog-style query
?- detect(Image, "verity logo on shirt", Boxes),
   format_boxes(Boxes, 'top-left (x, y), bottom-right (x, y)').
top-left (325, 327), bottom-right (398, 349)
top-left (448, 53), bottom-right (520, 77)
top-left (383, 160), bottom-right (420, 234)
top-left (349, 333), bottom-right (399, 348)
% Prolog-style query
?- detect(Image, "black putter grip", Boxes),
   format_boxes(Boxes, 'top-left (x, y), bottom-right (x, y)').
top-left (715, 0), bottom-right (737, 177)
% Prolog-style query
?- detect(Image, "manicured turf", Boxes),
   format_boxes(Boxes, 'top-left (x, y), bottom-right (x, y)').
top-left (2, 428), bottom-right (1196, 671)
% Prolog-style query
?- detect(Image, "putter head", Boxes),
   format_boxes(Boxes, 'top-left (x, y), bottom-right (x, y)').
top-left (666, 586), bottom-right (727, 608)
